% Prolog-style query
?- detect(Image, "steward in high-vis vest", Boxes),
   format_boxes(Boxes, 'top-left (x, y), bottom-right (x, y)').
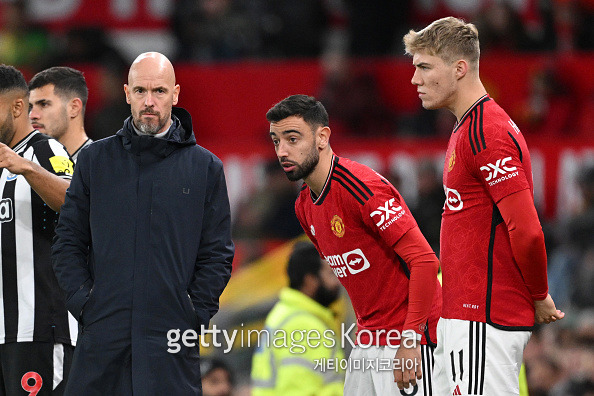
top-left (251, 242), bottom-right (345, 396)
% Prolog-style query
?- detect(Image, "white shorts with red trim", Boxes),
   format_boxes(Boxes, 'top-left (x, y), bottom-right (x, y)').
top-left (432, 318), bottom-right (530, 396)
top-left (344, 344), bottom-right (434, 396)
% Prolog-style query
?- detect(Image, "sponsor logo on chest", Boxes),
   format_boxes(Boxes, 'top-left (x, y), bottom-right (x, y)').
top-left (324, 248), bottom-right (371, 278)
top-left (444, 186), bottom-right (463, 211)
top-left (0, 198), bottom-right (14, 223)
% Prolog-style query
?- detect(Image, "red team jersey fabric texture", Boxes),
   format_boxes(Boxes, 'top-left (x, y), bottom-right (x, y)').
top-left (295, 156), bottom-right (441, 346)
top-left (441, 95), bottom-right (537, 330)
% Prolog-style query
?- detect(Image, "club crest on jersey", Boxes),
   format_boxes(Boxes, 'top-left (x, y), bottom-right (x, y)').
top-left (330, 215), bottom-right (345, 238)
top-left (6, 172), bottom-right (17, 181)
top-left (0, 198), bottom-right (14, 223)
top-left (448, 149), bottom-right (456, 172)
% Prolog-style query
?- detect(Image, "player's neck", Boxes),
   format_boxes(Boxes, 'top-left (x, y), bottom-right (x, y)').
top-left (60, 127), bottom-right (89, 156)
top-left (452, 80), bottom-right (488, 121)
top-left (304, 149), bottom-right (334, 197)
top-left (9, 118), bottom-right (33, 148)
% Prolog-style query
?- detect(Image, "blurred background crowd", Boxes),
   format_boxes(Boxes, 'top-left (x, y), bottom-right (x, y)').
top-left (1, 0), bottom-right (593, 394)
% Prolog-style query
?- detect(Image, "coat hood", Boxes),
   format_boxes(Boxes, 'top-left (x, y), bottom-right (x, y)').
top-left (116, 107), bottom-right (196, 161)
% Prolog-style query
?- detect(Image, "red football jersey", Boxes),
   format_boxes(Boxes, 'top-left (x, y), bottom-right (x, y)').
top-left (295, 155), bottom-right (441, 346)
top-left (441, 95), bottom-right (536, 329)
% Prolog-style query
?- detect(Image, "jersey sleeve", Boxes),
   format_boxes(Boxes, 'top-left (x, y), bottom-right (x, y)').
top-left (470, 123), bottom-right (530, 203)
top-left (32, 138), bottom-right (74, 180)
top-left (360, 178), bottom-right (417, 248)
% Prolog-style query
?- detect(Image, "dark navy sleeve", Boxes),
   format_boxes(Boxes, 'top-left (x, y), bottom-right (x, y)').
top-left (188, 157), bottom-right (234, 328)
top-left (51, 146), bottom-right (93, 320)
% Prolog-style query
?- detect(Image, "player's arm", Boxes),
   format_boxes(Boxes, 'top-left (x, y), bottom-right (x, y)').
top-left (189, 159), bottom-right (234, 329)
top-left (394, 226), bottom-right (440, 336)
top-left (51, 147), bottom-right (92, 321)
top-left (359, 178), bottom-right (439, 389)
top-left (0, 142), bottom-right (70, 212)
top-left (392, 226), bottom-right (440, 388)
top-left (497, 189), bottom-right (564, 324)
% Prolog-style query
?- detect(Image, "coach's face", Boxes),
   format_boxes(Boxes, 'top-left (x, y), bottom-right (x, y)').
top-left (411, 51), bottom-right (458, 111)
top-left (124, 53), bottom-right (180, 135)
top-left (270, 116), bottom-right (321, 182)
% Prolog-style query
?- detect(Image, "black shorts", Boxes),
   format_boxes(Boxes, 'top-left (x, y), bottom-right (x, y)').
top-left (0, 342), bottom-right (73, 396)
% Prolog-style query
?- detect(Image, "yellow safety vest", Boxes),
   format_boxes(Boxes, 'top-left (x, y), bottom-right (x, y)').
top-left (251, 288), bottom-right (345, 396)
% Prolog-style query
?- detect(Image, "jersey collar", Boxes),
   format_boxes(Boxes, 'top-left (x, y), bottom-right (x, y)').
top-left (309, 154), bottom-right (338, 205)
top-left (452, 94), bottom-right (490, 134)
top-left (12, 131), bottom-right (39, 152)
top-left (71, 138), bottom-right (92, 157)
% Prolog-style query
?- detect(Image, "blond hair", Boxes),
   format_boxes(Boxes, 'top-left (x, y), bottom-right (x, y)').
top-left (403, 17), bottom-right (480, 68)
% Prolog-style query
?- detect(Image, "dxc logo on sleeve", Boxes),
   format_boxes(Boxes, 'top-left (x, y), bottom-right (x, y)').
top-left (370, 198), bottom-right (403, 228)
top-left (480, 157), bottom-right (517, 181)
top-left (0, 198), bottom-right (14, 223)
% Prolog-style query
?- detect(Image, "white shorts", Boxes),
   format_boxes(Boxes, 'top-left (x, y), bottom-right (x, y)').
top-left (344, 344), bottom-right (434, 396)
top-left (432, 318), bottom-right (531, 396)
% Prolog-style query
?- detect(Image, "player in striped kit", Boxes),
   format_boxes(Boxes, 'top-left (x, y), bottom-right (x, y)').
top-left (0, 65), bottom-right (75, 395)
top-left (29, 67), bottom-right (92, 163)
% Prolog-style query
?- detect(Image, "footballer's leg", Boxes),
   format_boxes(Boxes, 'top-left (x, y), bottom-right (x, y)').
top-left (432, 317), bottom-right (451, 394)
top-left (432, 318), bottom-right (476, 395)
top-left (1, 342), bottom-right (70, 396)
top-left (344, 345), bottom-right (374, 396)
top-left (482, 325), bottom-right (530, 395)
top-left (370, 344), bottom-right (433, 396)
top-left (432, 318), bottom-right (530, 395)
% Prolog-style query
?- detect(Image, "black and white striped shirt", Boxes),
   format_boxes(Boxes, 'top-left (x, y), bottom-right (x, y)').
top-left (0, 131), bottom-right (77, 346)
top-left (71, 138), bottom-right (93, 163)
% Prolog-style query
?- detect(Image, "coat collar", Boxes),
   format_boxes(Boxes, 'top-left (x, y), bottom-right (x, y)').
top-left (116, 107), bottom-right (197, 162)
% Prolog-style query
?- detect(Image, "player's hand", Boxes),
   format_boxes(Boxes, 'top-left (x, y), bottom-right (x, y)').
top-left (393, 343), bottom-right (422, 390)
top-left (534, 294), bottom-right (565, 324)
top-left (0, 142), bottom-right (32, 175)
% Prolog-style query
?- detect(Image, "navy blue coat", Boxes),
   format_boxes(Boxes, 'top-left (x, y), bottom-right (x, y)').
top-left (52, 107), bottom-right (234, 395)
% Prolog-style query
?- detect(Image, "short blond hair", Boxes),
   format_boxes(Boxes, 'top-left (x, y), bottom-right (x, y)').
top-left (403, 17), bottom-right (480, 68)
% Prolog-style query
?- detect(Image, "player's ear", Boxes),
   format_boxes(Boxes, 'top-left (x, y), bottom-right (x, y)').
top-left (69, 98), bottom-right (83, 118)
top-left (12, 98), bottom-right (25, 118)
top-left (455, 59), bottom-right (468, 80)
top-left (172, 84), bottom-right (180, 106)
top-left (124, 84), bottom-right (131, 104)
top-left (316, 126), bottom-right (331, 150)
